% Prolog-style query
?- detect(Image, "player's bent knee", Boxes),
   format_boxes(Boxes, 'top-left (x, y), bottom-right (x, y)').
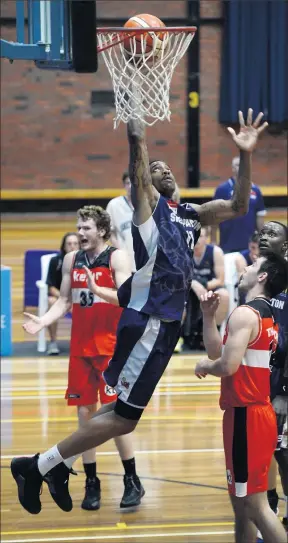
top-left (114, 398), bottom-right (143, 427)
top-left (78, 405), bottom-right (95, 420)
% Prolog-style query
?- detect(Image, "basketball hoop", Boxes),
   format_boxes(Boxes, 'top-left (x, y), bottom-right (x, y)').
top-left (97, 27), bottom-right (197, 128)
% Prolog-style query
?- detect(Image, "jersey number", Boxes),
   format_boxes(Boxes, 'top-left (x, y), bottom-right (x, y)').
top-left (80, 291), bottom-right (94, 307)
top-left (186, 230), bottom-right (195, 250)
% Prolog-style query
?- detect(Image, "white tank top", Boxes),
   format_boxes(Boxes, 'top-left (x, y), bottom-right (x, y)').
top-left (106, 195), bottom-right (135, 272)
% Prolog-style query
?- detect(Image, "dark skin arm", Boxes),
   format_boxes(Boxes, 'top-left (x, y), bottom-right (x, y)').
top-left (192, 110), bottom-right (268, 226)
top-left (127, 113), bottom-right (158, 226)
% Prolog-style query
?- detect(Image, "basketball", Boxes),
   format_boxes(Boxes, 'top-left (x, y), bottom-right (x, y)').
top-left (123, 13), bottom-right (166, 58)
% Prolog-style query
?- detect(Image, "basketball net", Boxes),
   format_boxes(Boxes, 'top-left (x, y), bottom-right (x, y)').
top-left (97, 29), bottom-right (196, 128)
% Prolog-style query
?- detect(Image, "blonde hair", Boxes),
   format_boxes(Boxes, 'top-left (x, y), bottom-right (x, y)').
top-left (77, 205), bottom-right (111, 241)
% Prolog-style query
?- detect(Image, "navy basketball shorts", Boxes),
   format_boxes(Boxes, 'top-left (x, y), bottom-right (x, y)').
top-left (103, 308), bottom-right (181, 420)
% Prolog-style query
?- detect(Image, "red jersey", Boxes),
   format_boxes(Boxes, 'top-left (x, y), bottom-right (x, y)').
top-left (70, 247), bottom-right (123, 357)
top-left (220, 298), bottom-right (278, 410)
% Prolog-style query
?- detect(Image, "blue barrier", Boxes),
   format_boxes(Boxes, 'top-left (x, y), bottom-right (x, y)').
top-left (24, 250), bottom-right (57, 308)
top-left (1, 266), bottom-right (12, 356)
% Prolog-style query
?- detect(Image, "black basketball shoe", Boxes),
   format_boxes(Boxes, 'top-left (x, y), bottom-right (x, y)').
top-left (11, 454), bottom-right (43, 514)
top-left (81, 476), bottom-right (101, 510)
top-left (43, 463), bottom-right (74, 512)
top-left (120, 474), bottom-right (145, 508)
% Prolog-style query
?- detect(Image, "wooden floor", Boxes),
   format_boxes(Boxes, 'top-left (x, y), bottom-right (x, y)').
top-left (1, 212), bottom-right (287, 543)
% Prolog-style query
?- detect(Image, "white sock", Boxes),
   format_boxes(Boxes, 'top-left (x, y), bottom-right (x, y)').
top-left (37, 445), bottom-right (64, 476)
top-left (63, 454), bottom-right (81, 470)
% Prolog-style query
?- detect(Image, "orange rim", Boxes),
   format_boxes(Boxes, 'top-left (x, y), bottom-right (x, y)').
top-left (97, 27), bottom-right (197, 53)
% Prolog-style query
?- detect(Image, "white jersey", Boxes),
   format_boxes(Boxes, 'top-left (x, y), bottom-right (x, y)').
top-left (106, 196), bottom-right (135, 272)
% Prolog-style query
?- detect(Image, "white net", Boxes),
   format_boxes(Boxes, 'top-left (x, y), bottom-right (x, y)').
top-left (97, 29), bottom-right (196, 128)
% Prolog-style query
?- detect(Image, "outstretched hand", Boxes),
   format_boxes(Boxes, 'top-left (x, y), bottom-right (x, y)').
top-left (200, 291), bottom-right (220, 317)
top-left (227, 109), bottom-right (268, 153)
top-left (23, 313), bottom-right (44, 335)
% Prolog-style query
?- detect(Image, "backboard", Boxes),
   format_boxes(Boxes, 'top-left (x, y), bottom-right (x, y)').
top-left (0, 0), bottom-right (98, 73)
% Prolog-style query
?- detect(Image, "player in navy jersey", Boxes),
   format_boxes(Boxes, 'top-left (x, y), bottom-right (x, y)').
top-left (11, 107), bottom-right (269, 515)
top-left (258, 221), bottom-right (288, 537)
top-left (192, 227), bottom-right (229, 326)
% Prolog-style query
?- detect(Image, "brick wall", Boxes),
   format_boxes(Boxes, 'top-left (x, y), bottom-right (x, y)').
top-left (1, 0), bottom-right (286, 190)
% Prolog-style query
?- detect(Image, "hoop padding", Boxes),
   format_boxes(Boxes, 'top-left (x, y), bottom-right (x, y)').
top-left (97, 28), bottom-right (196, 128)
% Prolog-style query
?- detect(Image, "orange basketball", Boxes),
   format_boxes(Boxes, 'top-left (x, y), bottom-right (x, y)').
top-left (123, 13), bottom-right (166, 57)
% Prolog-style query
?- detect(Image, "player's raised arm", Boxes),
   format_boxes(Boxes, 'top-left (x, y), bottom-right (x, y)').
top-left (192, 109), bottom-right (268, 227)
top-left (195, 306), bottom-right (257, 378)
top-left (127, 98), bottom-right (158, 225)
top-left (23, 252), bottom-right (74, 335)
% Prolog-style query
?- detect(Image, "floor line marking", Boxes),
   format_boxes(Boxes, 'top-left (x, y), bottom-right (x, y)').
top-left (2, 521), bottom-right (234, 535)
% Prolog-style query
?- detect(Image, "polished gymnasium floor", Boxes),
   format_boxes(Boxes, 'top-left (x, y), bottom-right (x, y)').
top-left (1, 212), bottom-right (286, 543)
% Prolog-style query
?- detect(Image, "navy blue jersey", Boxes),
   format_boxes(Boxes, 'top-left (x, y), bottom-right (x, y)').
top-left (270, 290), bottom-right (288, 399)
top-left (240, 249), bottom-right (252, 266)
top-left (213, 178), bottom-right (266, 253)
top-left (117, 195), bottom-right (201, 321)
top-left (193, 244), bottom-right (215, 285)
top-left (271, 290), bottom-right (288, 371)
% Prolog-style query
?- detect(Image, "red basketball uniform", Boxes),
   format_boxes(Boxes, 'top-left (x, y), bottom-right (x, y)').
top-left (65, 246), bottom-right (123, 406)
top-left (220, 298), bottom-right (278, 497)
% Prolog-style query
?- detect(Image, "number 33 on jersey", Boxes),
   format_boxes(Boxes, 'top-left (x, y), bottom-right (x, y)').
top-left (70, 247), bottom-right (122, 357)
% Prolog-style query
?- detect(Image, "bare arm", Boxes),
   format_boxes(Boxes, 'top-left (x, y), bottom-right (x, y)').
top-left (23, 252), bottom-right (74, 334)
top-left (207, 246), bottom-right (225, 290)
top-left (48, 286), bottom-right (60, 298)
top-left (127, 115), bottom-right (158, 226)
top-left (84, 249), bottom-right (131, 306)
top-left (191, 110), bottom-right (268, 227)
top-left (195, 306), bottom-right (258, 377)
top-left (199, 291), bottom-right (222, 360)
top-left (193, 151), bottom-right (251, 226)
top-left (106, 200), bottom-right (122, 249)
top-left (210, 226), bottom-right (218, 245)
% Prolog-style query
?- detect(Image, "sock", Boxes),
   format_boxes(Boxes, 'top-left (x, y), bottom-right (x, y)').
top-left (37, 445), bottom-right (64, 476)
top-left (285, 495), bottom-right (288, 518)
top-left (83, 462), bottom-right (96, 480)
top-left (63, 454), bottom-right (81, 470)
top-left (122, 457), bottom-right (136, 477)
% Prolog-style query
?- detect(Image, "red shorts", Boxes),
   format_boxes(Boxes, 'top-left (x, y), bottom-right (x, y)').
top-left (223, 404), bottom-right (277, 497)
top-left (65, 355), bottom-right (117, 406)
